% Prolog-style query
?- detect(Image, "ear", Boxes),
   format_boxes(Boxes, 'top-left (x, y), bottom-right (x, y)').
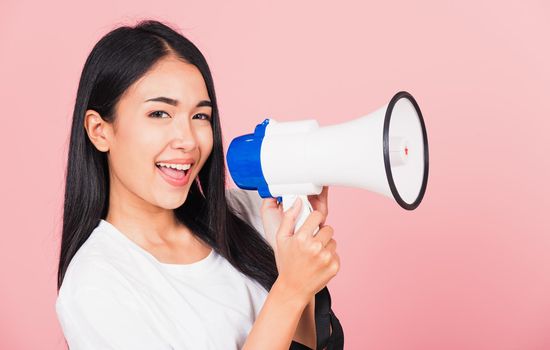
top-left (84, 109), bottom-right (112, 152)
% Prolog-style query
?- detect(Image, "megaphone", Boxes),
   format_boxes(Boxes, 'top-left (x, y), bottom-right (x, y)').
top-left (227, 91), bottom-right (429, 233)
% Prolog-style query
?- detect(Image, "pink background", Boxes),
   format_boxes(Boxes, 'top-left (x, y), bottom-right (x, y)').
top-left (1, 0), bottom-right (549, 349)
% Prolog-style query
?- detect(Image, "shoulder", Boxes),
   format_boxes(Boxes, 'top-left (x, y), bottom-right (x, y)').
top-left (225, 187), bottom-right (263, 210)
top-left (56, 250), bottom-right (140, 335)
top-left (57, 255), bottom-right (130, 308)
top-left (55, 253), bottom-right (166, 348)
top-left (225, 187), bottom-right (263, 221)
top-left (225, 187), bottom-right (267, 240)
top-left (57, 222), bottom-right (135, 302)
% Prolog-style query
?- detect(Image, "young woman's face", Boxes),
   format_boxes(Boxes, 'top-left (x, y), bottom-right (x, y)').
top-left (105, 55), bottom-right (214, 209)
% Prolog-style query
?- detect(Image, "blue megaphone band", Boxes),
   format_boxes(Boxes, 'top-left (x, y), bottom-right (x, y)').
top-left (227, 118), bottom-right (276, 199)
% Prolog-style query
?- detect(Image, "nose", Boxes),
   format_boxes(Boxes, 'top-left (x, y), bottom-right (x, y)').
top-left (170, 117), bottom-right (198, 152)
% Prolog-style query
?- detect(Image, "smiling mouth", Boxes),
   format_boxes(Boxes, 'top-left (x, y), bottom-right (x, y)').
top-left (155, 163), bottom-right (192, 179)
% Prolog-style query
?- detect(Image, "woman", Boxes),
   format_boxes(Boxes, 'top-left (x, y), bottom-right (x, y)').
top-left (56, 19), bottom-right (344, 349)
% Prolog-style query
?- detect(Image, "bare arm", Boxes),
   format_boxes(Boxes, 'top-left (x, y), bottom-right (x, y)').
top-left (293, 296), bottom-right (316, 348)
top-left (242, 278), bottom-right (310, 350)
top-left (247, 193), bottom-right (339, 350)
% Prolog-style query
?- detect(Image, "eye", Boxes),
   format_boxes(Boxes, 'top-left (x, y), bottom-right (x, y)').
top-left (193, 113), bottom-right (212, 122)
top-left (148, 110), bottom-right (170, 119)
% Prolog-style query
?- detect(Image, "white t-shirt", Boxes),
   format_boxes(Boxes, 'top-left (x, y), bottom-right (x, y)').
top-left (56, 188), bottom-right (271, 350)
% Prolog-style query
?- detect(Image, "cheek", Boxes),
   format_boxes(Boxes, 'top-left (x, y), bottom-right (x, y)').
top-left (111, 125), bottom-right (159, 182)
top-left (198, 127), bottom-right (214, 162)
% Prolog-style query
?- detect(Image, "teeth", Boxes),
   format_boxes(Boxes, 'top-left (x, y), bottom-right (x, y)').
top-left (156, 162), bottom-right (192, 171)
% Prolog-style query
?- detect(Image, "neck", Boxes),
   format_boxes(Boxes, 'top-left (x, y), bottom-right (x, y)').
top-left (105, 178), bottom-right (189, 246)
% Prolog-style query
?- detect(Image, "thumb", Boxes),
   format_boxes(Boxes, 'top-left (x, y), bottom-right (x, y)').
top-left (261, 197), bottom-right (280, 213)
top-left (276, 197), bottom-right (302, 239)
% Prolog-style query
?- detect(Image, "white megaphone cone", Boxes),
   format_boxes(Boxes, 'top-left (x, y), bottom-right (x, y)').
top-left (227, 91), bottom-right (429, 233)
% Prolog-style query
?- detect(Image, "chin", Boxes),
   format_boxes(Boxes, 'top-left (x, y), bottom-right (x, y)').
top-left (155, 191), bottom-right (189, 210)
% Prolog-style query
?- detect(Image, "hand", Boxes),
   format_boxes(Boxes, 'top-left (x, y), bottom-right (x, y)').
top-left (307, 186), bottom-right (329, 227)
top-left (260, 186), bottom-right (330, 254)
top-left (260, 196), bottom-right (283, 253)
top-left (274, 197), bottom-right (340, 304)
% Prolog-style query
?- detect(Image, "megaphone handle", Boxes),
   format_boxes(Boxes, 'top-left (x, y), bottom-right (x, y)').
top-left (281, 194), bottom-right (320, 236)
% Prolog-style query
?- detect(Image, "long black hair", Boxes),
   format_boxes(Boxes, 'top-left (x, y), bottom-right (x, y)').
top-left (57, 19), bottom-right (278, 293)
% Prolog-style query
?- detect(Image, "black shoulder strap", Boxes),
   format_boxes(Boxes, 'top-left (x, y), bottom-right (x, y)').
top-left (289, 286), bottom-right (344, 350)
top-left (314, 286), bottom-right (344, 349)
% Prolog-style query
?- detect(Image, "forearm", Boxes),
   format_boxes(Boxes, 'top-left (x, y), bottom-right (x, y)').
top-left (243, 278), bottom-right (309, 350)
top-left (292, 295), bottom-right (316, 349)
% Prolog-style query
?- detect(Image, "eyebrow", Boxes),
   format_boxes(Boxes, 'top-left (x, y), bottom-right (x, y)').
top-left (144, 97), bottom-right (212, 108)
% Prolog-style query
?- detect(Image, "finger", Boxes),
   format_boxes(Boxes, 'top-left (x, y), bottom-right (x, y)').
top-left (324, 238), bottom-right (337, 253)
top-left (308, 187), bottom-right (329, 220)
top-left (330, 253), bottom-right (341, 275)
top-left (312, 186), bottom-right (328, 203)
top-left (319, 187), bottom-right (329, 225)
top-left (319, 186), bottom-right (328, 201)
top-left (261, 197), bottom-right (279, 211)
top-left (319, 213), bottom-right (327, 228)
top-left (313, 225), bottom-right (334, 247)
top-left (276, 196), bottom-right (303, 238)
top-left (295, 210), bottom-right (326, 239)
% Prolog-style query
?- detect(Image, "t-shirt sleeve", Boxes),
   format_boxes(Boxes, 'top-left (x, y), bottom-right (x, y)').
top-left (56, 262), bottom-right (171, 350)
top-left (225, 187), bottom-right (267, 242)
